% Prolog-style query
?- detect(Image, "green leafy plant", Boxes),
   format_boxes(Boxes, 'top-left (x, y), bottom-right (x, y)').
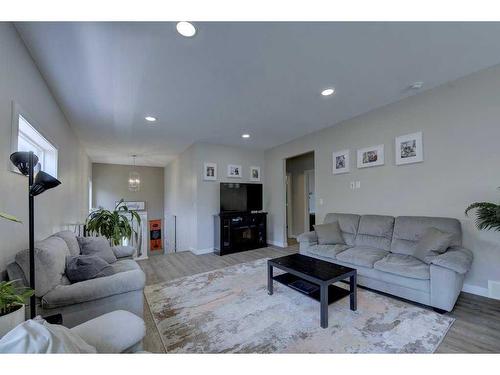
top-left (0, 212), bottom-right (22, 223)
top-left (465, 202), bottom-right (500, 231)
top-left (85, 199), bottom-right (142, 246)
top-left (0, 280), bottom-right (33, 317)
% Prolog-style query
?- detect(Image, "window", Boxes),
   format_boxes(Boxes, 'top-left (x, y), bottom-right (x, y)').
top-left (14, 113), bottom-right (58, 178)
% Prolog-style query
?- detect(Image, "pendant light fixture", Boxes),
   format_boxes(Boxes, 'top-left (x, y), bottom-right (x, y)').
top-left (128, 155), bottom-right (140, 192)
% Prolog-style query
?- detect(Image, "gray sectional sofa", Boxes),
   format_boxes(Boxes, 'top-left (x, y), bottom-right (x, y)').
top-left (6, 230), bottom-right (145, 328)
top-left (298, 213), bottom-right (473, 312)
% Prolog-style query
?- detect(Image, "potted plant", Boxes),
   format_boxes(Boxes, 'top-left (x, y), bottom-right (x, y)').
top-left (0, 280), bottom-right (33, 337)
top-left (0, 211), bottom-right (33, 337)
top-left (465, 201), bottom-right (500, 231)
top-left (0, 212), bottom-right (22, 223)
top-left (85, 199), bottom-right (142, 247)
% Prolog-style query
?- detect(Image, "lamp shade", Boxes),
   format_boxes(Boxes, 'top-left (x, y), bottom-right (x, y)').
top-left (30, 171), bottom-right (61, 196)
top-left (10, 151), bottom-right (39, 176)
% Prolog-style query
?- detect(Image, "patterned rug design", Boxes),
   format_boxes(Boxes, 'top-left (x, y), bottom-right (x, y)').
top-left (145, 259), bottom-right (454, 353)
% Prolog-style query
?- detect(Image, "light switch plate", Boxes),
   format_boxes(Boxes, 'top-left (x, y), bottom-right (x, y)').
top-left (355, 181), bottom-right (361, 189)
top-left (350, 181), bottom-right (355, 189)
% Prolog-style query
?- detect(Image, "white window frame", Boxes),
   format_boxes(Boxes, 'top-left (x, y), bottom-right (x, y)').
top-left (10, 102), bottom-right (59, 178)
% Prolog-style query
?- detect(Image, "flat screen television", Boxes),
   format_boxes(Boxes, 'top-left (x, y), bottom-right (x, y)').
top-left (220, 183), bottom-right (263, 212)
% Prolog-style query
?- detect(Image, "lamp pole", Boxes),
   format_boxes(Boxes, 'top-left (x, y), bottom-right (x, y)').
top-left (10, 150), bottom-right (61, 321)
top-left (28, 151), bottom-right (36, 319)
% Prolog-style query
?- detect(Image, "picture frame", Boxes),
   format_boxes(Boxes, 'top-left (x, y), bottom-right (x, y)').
top-left (332, 149), bottom-right (350, 174)
top-left (203, 162), bottom-right (217, 181)
top-left (357, 144), bottom-right (384, 168)
top-left (250, 166), bottom-right (261, 181)
top-left (115, 201), bottom-right (146, 211)
top-left (227, 164), bottom-right (242, 178)
top-left (395, 132), bottom-right (423, 165)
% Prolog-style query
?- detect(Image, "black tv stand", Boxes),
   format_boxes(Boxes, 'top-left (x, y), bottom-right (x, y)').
top-left (214, 212), bottom-right (267, 256)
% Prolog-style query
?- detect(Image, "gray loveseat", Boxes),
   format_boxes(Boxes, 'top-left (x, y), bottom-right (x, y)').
top-left (6, 231), bottom-right (145, 328)
top-left (298, 213), bottom-right (473, 312)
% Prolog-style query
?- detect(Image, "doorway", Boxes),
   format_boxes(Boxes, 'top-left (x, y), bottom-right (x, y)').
top-left (285, 151), bottom-right (315, 245)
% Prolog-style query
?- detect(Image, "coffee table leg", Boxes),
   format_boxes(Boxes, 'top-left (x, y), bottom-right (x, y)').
top-left (320, 283), bottom-right (328, 328)
top-left (267, 264), bottom-right (273, 295)
top-left (350, 273), bottom-right (357, 311)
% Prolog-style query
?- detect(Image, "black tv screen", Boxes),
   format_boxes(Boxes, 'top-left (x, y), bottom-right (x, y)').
top-left (220, 183), bottom-right (263, 212)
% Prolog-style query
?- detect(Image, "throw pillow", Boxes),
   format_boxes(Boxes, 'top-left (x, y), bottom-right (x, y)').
top-left (65, 255), bottom-right (115, 284)
top-left (77, 236), bottom-right (117, 264)
top-left (15, 236), bottom-right (69, 297)
top-left (413, 227), bottom-right (454, 263)
top-left (313, 221), bottom-right (345, 245)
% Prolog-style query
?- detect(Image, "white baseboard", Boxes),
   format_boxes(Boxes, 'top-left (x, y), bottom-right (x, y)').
top-left (462, 283), bottom-right (489, 298)
top-left (190, 247), bottom-right (214, 255)
top-left (267, 240), bottom-right (287, 248)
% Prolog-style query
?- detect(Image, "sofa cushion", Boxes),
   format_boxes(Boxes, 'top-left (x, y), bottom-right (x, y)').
top-left (374, 253), bottom-right (430, 280)
top-left (413, 227), bottom-right (454, 263)
top-left (354, 215), bottom-right (395, 251)
top-left (41, 268), bottom-right (145, 308)
top-left (111, 245), bottom-right (136, 259)
top-left (323, 213), bottom-right (360, 246)
top-left (52, 231), bottom-right (80, 256)
top-left (391, 216), bottom-right (462, 256)
top-left (306, 244), bottom-right (351, 260)
top-left (65, 255), bottom-right (115, 284)
top-left (335, 246), bottom-right (389, 268)
top-left (110, 259), bottom-right (142, 273)
top-left (428, 246), bottom-right (473, 274)
top-left (15, 236), bottom-right (70, 297)
top-left (77, 237), bottom-right (117, 264)
top-left (314, 221), bottom-right (345, 245)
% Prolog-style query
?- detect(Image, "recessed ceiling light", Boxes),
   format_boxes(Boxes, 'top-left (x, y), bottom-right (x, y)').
top-left (410, 81), bottom-right (424, 90)
top-left (321, 88), bottom-right (335, 96)
top-left (145, 116), bottom-right (156, 122)
top-left (176, 22), bottom-right (196, 38)
top-left (241, 134), bottom-right (251, 139)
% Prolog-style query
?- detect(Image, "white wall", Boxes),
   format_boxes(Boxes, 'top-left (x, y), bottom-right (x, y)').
top-left (164, 142), bottom-right (265, 253)
top-left (164, 144), bottom-right (197, 252)
top-left (265, 64), bottom-right (500, 294)
top-left (0, 23), bottom-right (90, 275)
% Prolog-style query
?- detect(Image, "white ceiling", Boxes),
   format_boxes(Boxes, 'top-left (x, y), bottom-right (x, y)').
top-left (15, 22), bottom-right (500, 166)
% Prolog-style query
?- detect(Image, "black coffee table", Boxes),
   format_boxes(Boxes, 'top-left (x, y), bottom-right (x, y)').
top-left (267, 253), bottom-right (357, 328)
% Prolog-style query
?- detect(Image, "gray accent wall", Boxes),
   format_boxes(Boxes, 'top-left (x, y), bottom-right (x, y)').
top-left (265, 64), bottom-right (500, 294)
top-left (164, 143), bottom-right (265, 253)
top-left (92, 163), bottom-right (165, 253)
top-left (0, 23), bottom-right (90, 275)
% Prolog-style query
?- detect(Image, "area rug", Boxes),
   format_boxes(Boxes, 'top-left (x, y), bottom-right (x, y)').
top-left (144, 258), bottom-right (454, 353)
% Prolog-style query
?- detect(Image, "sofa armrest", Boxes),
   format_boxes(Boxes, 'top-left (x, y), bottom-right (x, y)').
top-left (297, 231), bottom-right (318, 245)
top-left (41, 269), bottom-right (145, 309)
top-left (6, 262), bottom-right (28, 287)
top-left (112, 245), bottom-right (135, 259)
top-left (71, 310), bottom-right (145, 353)
top-left (429, 246), bottom-right (473, 275)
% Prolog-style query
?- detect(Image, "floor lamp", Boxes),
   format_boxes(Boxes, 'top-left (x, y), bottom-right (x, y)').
top-left (10, 151), bottom-right (61, 319)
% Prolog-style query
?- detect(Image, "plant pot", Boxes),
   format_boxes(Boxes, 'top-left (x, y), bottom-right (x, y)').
top-left (0, 304), bottom-right (25, 338)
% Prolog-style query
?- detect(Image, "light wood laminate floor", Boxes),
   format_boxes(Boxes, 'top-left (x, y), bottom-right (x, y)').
top-left (138, 245), bottom-right (500, 353)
